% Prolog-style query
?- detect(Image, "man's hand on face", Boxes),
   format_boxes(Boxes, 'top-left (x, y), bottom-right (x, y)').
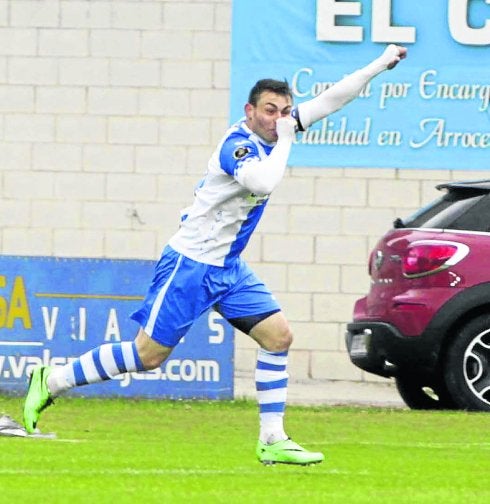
top-left (275, 116), bottom-right (297, 141)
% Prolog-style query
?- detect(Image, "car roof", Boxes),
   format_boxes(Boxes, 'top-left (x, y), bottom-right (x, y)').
top-left (436, 180), bottom-right (490, 193)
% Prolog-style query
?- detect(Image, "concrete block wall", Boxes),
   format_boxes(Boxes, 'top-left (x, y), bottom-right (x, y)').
top-left (0, 0), bottom-right (482, 386)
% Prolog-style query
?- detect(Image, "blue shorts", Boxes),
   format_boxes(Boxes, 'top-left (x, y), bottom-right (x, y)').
top-left (130, 245), bottom-right (281, 347)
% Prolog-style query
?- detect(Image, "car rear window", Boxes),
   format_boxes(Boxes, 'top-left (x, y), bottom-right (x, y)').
top-left (398, 190), bottom-right (490, 231)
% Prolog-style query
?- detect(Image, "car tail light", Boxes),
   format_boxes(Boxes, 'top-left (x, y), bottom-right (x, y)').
top-left (402, 240), bottom-right (469, 278)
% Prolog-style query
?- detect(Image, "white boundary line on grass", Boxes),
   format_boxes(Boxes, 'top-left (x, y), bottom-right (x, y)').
top-left (29, 438), bottom-right (490, 450)
top-left (0, 467), bottom-right (368, 476)
top-left (42, 438), bottom-right (490, 449)
top-left (308, 441), bottom-right (490, 449)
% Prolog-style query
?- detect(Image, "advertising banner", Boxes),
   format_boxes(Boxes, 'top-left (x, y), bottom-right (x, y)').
top-left (231, 0), bottom-right (490, 169)
top-left (0, 256), bottom-right (234, 399)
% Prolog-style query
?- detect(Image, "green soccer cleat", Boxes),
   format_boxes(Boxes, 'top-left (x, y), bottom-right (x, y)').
top-left (23, 366), bottom-right (54, 434)
top-left (256, 438), bottom-right (325, 466)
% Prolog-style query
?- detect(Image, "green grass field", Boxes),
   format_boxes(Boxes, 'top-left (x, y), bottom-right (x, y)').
top-left (0, 395), bottom-right (489, 503)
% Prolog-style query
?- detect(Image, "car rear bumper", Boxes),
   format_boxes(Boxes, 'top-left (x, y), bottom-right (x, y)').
top-left (345, 321), bottom-right (438, 378)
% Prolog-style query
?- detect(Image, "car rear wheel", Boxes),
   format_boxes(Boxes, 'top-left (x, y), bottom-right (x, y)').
top-left (444, 315), bottom-right (490, 411)
top-left (395, 373), bottom-right (458, 410)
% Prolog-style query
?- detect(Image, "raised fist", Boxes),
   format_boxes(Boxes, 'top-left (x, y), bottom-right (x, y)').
top-left (381, 44), bottom-right (408, 70)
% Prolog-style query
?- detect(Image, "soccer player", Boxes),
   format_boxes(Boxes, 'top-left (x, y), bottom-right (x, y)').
top-left (24, 44), bottom-right (406, 465)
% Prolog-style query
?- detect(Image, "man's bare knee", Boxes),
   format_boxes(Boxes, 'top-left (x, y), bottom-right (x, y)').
top-left (249, 312), bottom-right (293, 353)
top-left (261, 328), bottom-right (293, 353)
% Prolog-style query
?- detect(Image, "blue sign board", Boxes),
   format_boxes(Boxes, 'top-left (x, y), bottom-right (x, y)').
top-left (0, 256), bottom-right (234, 399)
top-left (231, 0), bottom-right (490, 169)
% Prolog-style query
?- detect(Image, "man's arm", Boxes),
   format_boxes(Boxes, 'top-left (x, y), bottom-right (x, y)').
top-left (295, 44), bottom-right (407, 130)
top-left (235, 117), bottom-right (297, 196)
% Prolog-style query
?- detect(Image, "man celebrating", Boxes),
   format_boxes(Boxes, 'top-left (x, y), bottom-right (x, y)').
top-left (24, 44), bottom-right (406, 465)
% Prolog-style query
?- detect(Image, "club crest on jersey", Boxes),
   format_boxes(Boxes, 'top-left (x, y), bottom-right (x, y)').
top-left (247, 193), bottom-right (269, 205)
top-left (233, 146), bottom-right (251, 160)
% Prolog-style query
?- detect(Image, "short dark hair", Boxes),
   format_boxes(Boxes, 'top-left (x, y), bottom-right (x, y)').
top-left (248, 79), bottom-right (293, 106)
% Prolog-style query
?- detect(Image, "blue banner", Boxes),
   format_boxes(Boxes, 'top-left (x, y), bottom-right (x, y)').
top-left (231, 0), bottom-right (490, 169)
top-left (0, 256), bottom-right (234, 399)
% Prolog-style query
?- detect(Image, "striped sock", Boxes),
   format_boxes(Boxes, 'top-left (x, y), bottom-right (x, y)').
top-left (255, 348), bottom-right (289, 444)
top-left (47, 341), bottom-right (145, 396)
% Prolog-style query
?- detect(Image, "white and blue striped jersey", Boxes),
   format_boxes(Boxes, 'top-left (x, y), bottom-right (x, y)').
top-left (168, 118), bottom-right (275, 267)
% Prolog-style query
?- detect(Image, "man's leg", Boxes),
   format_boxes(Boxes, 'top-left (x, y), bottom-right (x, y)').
top-left (249, 312), bottom-right (291, 445)
top-left (249, 312), bottom-right (324, 465)
top-left (23, 328), bottom-right (172, 433)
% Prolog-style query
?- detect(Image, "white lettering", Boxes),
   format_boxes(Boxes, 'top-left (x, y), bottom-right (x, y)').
top-left (42, 306), bottom-right (58, 340)
top-left (378, 129), bottom-right (403, 146)
top-left (448, 0), bottom-right (490, 45)
top-left (317, 0), bottom-right (415, 42)
top-left (0, 351), bottom-right (222, 389)
top-left (104, 308), bottom-right (121, 341)
top-left (120, 373), bottom-right (131, 387)
top-left (291, 67), bottom-right (314, 98)
top-left (419, 69), bottom-right (490, 112)
top-left (295, 116), bottom-right (371, 145)
top-left (117, 359), bottom-right (221, 387)
top-left (208, 311), bottom-right (225, 344)
top-left (129, 367), bottom-right (160, 381)
top-left (0, 350), bottom-right (75, 380)
top-left (180, 359), bottom-right (196, 382)
top-left (409, 118), bottom-right (490, 148)
top-left (419, 69), bottom-right (437, 99)
top-left (24, 356), bottom-right (43, 379)
top-left (379, 81), bottom-right (412, 109)
top-left (316, 0), bottom-right (363, 42)
top-left (71, 308), bottom-right (87, 341)
top-left (291, 67), bottom-right (371, 100)
top-left (166, 359), bottom-right (181, 381)
top-left (372, 0), bottom-right (416, 43)
top-left (79, 307), bottom-right (86, 341)
top-left (316, 0), bottom-right (490, 45)
top-left (8, 355), bottom-right (26, 379)
top-left (196, 360), bottom-right (220, 381)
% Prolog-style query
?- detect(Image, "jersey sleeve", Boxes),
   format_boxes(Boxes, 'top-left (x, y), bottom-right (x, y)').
top-left (219, 137), bottom-right (260, 178)
top-left (291, 106), bottom-right (305, 132)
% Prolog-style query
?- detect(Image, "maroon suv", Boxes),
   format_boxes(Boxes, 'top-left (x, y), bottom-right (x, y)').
top-left (346, 180), bottom-right (490, 411)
